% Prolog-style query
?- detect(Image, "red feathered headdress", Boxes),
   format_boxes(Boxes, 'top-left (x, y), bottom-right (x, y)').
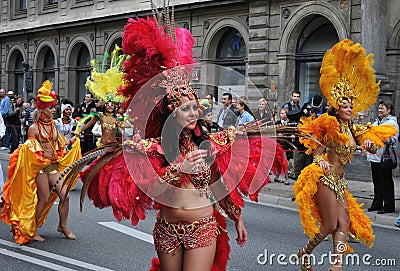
top-left (120, 17), bottom-right (195, 105)
top-left (120, 16), bottom-right (196, 138)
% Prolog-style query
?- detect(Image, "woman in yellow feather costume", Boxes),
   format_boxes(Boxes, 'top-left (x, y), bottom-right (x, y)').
top-left (293, 39), bottom-right (397, 271)
top-left (78, 45), bottom-right (128, 147)
top-left (0, 81), bottom-right (82, 244)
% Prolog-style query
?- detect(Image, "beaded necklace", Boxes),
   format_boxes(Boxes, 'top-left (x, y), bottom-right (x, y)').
top-left (38, 119), bottom-right (59, 158)
top-left (179, 131), bottom-right (211, 197)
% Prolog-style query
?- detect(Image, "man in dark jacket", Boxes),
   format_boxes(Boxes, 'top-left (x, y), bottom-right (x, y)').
top-left (7, 95), bottom-right (23, 153)
top-left (78, 92), bottom-right (97, 154)
top-left (217, 92), bottom-right (237, 129)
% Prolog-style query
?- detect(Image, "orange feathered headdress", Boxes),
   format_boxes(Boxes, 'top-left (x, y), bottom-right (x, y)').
top-left (36, 80), bottom-right (57, 110)
top-left (319, 39), bottom-right (380, 116)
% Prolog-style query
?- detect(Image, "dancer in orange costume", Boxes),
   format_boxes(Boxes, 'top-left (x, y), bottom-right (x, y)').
top-left (293, 39), bottom-right (397, 271)
top-left (0, 81), bottom-right (81, 244)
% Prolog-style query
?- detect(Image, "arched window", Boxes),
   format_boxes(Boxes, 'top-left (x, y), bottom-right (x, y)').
top-left (215, 28), bottom-right (247, 97)
top-left (43, 49), bottom-right (55, 83)
top-left (14, 53), bottom-right (24, 94)
top-left (295, 16), bottom-right (338, 104)
top-left (76, 46), bottom-right (91, 105)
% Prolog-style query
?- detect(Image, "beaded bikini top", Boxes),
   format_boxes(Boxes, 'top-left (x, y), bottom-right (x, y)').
top-left (101, 122), bottom-right (116, 131)
top-left (179, 132), bottom-right (211, 195)
top-left (335, 123), bottom-right (357, 165)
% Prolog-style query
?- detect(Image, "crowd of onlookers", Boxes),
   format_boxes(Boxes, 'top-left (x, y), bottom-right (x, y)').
top-left (200, 91), bottom-right (329, 185)
top-left (0, 89), bottom-right (128, 156)
top-left (0, 87), bottom-right (399, 227)
top-left (201, 90), bottom-right (400, 228)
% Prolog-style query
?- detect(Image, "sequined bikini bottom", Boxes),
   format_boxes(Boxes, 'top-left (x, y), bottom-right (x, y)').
top-left (153, 215), bottom-right (219, 254)
top-left (320, 172), bottom-right (347, 201)
top-left (38, 163), bottom-right (58, 175)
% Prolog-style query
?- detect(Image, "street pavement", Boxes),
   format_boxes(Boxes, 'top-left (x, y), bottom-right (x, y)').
top-left (264, 150), bottom-right (400, 229)
top-left (1, 148), bottom-right (399, 229)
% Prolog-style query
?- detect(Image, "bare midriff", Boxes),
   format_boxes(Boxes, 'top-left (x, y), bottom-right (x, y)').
top-left (159, 182), bottom-right (214, 223)
top-left (325, 133), bottom-right (356, 177)
top-left (100, 129), bottom-right (117, 145)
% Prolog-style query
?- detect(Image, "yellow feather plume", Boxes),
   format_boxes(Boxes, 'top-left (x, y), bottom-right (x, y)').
top-left (320, 39), bottom-right (380, 116)
top-left (85, 45), bottom-right (127, 103)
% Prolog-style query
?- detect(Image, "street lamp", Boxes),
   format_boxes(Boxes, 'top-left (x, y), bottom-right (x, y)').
top-left (22, 61), bottom-right (32, 101)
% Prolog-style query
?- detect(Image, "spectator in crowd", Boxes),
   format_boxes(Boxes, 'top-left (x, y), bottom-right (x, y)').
top-left (395, 212), bottom-right (400, 228)
top-left (282, 91), bottom-right (313, 185)
top-left (205, 93), bottom-right (215, 107)
top-left (217, 92), bottom-right (237, 129)
top-left (7, 94), bottom-right (23, 153)
top-left (282, 90), bottom-right (301, 122)
top-left (199, 99), bottom-right (219, 133)
top-left (95, 99), bottom-right (105, 113)
top-left (206, 93), bottom-right (220, 122)
top-left (367, 100), bottom-right (399, 214)
top-left (55, 103), bottom-right (78, 145)
top-left (78, 92), bottom-right (97, 154)
top-left (231, 96), bottom-right (238, 108)
top-left (53, 96), bottom-right (62, 119)
top-left (0, 89), bottom-right (11, 149)
top-left (302, 94), bottom-right (327, 117)
top-left (274, 108), bottom-right (294, 185)
top-left (20, 102), bottom-right (31, 142)
top-left (23, 97), bottom-right (36, 137)
top-left (235, 98), bottom-right (255, 127)
top-left (254, 98), bottom-right (273, 123)
top-left (115, 104), bottom-right (134, 141)
top-left (0, 114), bottom-right (6, 200)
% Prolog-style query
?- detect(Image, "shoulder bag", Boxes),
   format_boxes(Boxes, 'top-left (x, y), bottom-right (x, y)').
top-left (380, 142), bottom-right (398, 169)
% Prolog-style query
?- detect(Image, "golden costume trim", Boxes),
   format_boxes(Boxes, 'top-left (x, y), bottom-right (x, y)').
top-left (38, 163), bottom-right (58, 175)
top-left (320, 172), bottom-right (347, 201)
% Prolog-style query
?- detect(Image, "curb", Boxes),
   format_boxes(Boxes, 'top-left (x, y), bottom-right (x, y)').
top-left (256, 192), bottom-right (400, 230)
top-left (1, 150), bottom-right (399, 229)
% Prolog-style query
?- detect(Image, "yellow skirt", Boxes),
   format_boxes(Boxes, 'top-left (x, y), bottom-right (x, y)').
top-left (293, 163), bottom-right (374, 252)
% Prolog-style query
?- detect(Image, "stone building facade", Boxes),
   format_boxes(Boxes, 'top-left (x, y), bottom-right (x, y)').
top-left (1, 0), bottom-right (399, 118)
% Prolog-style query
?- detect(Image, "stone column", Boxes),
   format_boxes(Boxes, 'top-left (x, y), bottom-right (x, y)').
top-left (247, 0), bottom-right (270, 109)
top-left (361, 0), bottom-right (390, 91)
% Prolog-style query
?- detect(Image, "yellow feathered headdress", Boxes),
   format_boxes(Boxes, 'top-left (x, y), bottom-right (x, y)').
top-left (85, 45), bottom-right (127, 103)
top-left (320, 39), bottom-right (380, 116)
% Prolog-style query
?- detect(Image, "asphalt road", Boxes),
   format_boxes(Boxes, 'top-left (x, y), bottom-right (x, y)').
top-left (0, 183), bottom-right (399, 271)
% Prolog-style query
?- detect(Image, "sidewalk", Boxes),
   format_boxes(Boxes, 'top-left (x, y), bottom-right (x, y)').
top-left (260, 153), bottom-right (400, 229)
top-left (1, 149), bottom-right (399, 228)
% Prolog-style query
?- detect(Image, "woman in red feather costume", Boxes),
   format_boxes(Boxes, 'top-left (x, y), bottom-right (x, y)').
top-left (70, 14), bottom-right (287, 271)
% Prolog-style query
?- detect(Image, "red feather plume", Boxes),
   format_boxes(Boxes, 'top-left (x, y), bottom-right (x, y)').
top-left (120, 17), bottom-right (195, 106)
